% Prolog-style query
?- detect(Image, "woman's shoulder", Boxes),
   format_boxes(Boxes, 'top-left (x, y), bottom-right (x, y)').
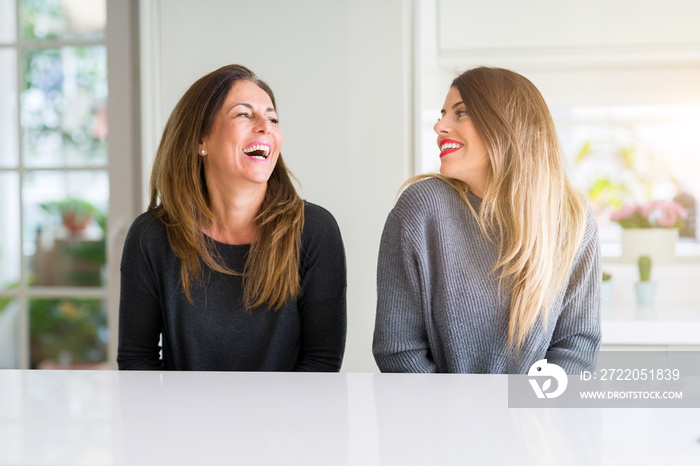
top-left (302, 201), bottom-right (343, 241)
top-left (300, 201), bottom-right (345, 256)
top-left (394, 176), bottom-right (464, 218)
top-left (401, 176), bottom-right (457, 200)
top-left (303, 201), bottom-right (338, 227)
top-left (581, 204), bottom-right (600, 246)
top-left (127, 210), bottom-right (164, 232)
top-left (568, 204), bottom-right (601, 265)
top-left (124, 210), bottom-right (168, 249)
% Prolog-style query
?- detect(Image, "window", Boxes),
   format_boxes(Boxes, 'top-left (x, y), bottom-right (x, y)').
top-left (0, 0), bottom-right (138, 369)
top-left (554, 104), bottom-right (700, 252)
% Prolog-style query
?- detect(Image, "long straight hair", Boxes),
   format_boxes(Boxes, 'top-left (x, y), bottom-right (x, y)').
top-left (413, 67), bottom-right (588, 350)
top-left (149, 64), bottom-right (304, 310)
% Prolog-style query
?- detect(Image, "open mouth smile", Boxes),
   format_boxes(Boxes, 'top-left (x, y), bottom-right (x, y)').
top-left (439, 139), bottom-right (464, 158)
top-left (242, 141), bottom-right (271, 161)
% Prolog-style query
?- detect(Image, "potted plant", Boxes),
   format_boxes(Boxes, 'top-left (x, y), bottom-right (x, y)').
top-left (611, 200), bottom-right (687, 263)
top-left (634, 255), bottom-right (656, 307)
top-left (29, 297), bottom-right (107, 369)
top-left (37, 198), bottom-right (106, 286)
top-left (40, 198), bottom-right (99, 235)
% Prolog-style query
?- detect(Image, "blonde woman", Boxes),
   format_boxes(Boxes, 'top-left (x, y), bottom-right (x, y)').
top-left (118, 65), bottom-right (346, 371)
top-left (373, 67), bottom-right (600, 373)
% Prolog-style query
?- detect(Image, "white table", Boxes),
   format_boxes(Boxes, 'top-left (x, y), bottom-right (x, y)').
top-left (0, 370), bottom-right (698, 465)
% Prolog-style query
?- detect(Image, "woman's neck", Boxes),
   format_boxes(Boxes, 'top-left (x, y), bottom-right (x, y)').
top-left (468, 181), bottom-right (485, 199)
top-left (203, 182), bottom-right (266, 245)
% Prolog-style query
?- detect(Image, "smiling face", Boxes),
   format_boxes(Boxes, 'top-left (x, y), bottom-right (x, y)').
top-left (200, 79), bottom-right (282, 190)
top-left (434, 86), bottom-right (490, 196)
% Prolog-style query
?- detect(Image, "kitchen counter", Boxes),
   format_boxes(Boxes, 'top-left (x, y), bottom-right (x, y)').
top-left (0, 370), bottom-right (698, 465)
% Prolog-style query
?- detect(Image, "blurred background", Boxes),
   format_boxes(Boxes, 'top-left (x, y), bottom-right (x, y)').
top-left (0, 0), bottom-right (698, 371)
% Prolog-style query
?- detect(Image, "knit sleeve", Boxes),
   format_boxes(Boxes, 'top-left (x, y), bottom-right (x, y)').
top-left (294, 203), bottom-right (347, 372)
top-left (547, 208), bottom-right (602, 373)
top-left (117, 213), bottom-right (166, 370)
top-left (373, 201), bottom-right (437, 373)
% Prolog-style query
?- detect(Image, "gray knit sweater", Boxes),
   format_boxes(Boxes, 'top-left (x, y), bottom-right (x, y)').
top-left (373, 178), bottom-right (601, 374)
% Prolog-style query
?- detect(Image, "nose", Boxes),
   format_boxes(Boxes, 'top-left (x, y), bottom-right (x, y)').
top-left (434, 117), bottom-right (450, 135)
top-left (254, 117), bottom-right (271, 134)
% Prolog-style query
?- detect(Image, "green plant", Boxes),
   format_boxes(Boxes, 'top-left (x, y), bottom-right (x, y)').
top-left (602, 272), bottom-right (612, 281)
top-left (29, 298), bottom-right (107, 368)
top-left (638, 255), bottom-right (652, 282)
top-left (0, 246), bottom-right (16, 315)
top-left (575, 142), bottom-right (679, 213)
top-left (40, 198), bottom-right (107, 267)
top-left (575, 143), bottom-right (642, 209)
top-left (0, 282), bottom-right (18, 315)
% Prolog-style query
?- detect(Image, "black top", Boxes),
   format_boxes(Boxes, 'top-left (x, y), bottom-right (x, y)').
top-left (117, 202), bottom-right (347, 371)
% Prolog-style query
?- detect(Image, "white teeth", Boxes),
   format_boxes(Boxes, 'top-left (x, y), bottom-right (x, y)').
top-left (441, 142), bottom-right (463, 151)
top-left (242, 144), bottom-right (270, 157)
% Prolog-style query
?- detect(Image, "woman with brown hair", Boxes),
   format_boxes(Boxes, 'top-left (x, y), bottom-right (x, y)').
top-left (373, 67), bottom-right (601, 373)
top-left (118, 65), bottom-right (346, 371)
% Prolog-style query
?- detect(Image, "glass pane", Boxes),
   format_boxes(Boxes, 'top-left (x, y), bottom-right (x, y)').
top-left (0, 298), bottom-right (19, 369)
top-left (0, 48), bottom-right (18, 167)
top-left (29, 297), bottom-right (107, 369)
top-left (555, 104), bottom-right (700, 245)
top-left (23, 171), bottom-right (108, 287)
top-left (21, 46), bottom-right (107, 168)
top-left (0, 172), bottom-right (20, 290)
top-left (0, 0), bottom-right (17, 43)
top-left (20, 0), bottom-right (105, 41)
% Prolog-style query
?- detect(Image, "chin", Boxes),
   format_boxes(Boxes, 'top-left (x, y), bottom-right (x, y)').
top-left (438, 163), bottom-right (454, 179)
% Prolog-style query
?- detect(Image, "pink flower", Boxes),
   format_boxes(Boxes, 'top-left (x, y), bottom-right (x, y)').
top-left (668, 202), bottom-right (689, 220)
top-left (657, 214), bottom-right (676, 227)
top-left (610, 204), bottom-right (635, 221)
top-left (611, 200), bottom-right (688, 229)
top-left (639, 201), bottom-right (660, 219)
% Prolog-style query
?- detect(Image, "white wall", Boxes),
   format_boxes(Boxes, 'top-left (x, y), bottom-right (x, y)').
top-left (141, 0), bottom-right (414, 371)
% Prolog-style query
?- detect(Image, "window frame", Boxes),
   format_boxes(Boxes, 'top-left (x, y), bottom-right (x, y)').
top-left (0, 0), bottom-right (140, 369)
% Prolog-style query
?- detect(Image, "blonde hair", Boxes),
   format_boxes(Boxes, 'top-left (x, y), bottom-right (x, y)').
top-left (149, 64), bottom-right (304, 310)
top-left (409, 67), bottom-right (588, 350)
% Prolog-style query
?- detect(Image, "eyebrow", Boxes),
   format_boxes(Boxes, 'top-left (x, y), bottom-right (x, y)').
top-left (440, 101), bottom-right (465, 115)
top-left (228, 103), bottom-right (276, 114)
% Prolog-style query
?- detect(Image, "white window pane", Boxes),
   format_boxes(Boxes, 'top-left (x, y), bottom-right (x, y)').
top-left (0, 48), bottom-right (18, 167)
top-left (0, 172), bottom-right (20, 289)
top-left (0, 0), bottom-right (16, 43)
top-left (21, 46), bottom-right (107, 168)
top-left (554, 104), bottom-right (700, 245)
top-left (20, 0), bottom-right (105, 41)
top-left (0, 298), bottom-right (19, 369)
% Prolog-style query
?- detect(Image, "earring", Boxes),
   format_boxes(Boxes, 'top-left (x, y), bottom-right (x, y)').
top-left (200, 149), bottom-right (206, 156)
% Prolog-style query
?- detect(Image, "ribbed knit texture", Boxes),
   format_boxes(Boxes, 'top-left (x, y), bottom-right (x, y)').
top-left (373, 178), bottom-right (601, 374)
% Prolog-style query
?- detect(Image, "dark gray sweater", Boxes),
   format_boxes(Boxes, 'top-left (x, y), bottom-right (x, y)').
top-left (373, 178), bottom-right (601, 374)
top-left (118, 202), bottom-right (347, 371)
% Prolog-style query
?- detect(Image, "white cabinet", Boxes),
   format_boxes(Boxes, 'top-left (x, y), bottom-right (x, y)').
top-left (436, 0), bottom-right (700, 69)
top-left (601, 259), bottom-right (700, 347)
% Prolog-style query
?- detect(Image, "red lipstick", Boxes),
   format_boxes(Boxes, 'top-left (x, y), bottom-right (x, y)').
top-left (438, 138), bottom-right (464, 158)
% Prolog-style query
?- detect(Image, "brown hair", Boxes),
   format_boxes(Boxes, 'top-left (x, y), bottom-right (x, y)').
top-left (410, 67), bottom-right (588, 350)
top-left (149, 64), bottom-right (304, 310)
